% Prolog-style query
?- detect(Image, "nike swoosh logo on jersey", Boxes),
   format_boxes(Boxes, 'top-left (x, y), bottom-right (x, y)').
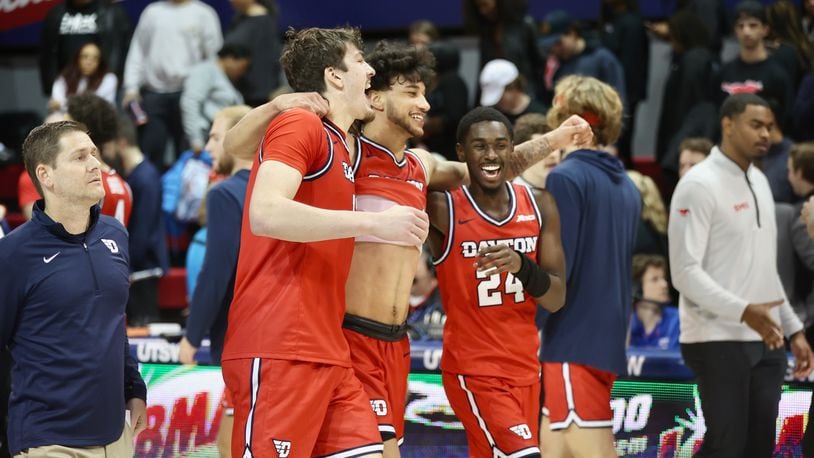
top-left (43, 252), bottom-right (61, 263)
top-left (458, 218), bottom-right (474, 225)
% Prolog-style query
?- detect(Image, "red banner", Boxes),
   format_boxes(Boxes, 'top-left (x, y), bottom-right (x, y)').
top-left (0, 0), bottom-right (61, 32)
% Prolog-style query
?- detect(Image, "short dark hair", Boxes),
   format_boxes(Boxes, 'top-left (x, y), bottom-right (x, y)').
top-left (116, 114), bottom-right (138, 147)
top-left (513, 113), bottom-right (550, 144)
top-left (790, 142), bottom-right (814, 184)
top-left (719, 93), bottom-right (770, 121)
top-left (632, 254), bottom-right (668, 284)
top-left (66, 93), bottom-right (117, 147)
top-left (280, 27), bottom-right (363, 93)
top-left (456, 107), bottom-right (513, 143)
top-left (367, 41), bottom-right (435, 92)
top-left (22, 120), bottom-right (88, 195)
top-left (218, 43), bottom-right (252, 60)
top-left (679, 137), bottom-right (713, 156)
top-left (409, 20), bottom-right (439, 41)
top-left (668, 11), bottom-right (710, 51)
top-left (734, 0), bottom-right (767, 24)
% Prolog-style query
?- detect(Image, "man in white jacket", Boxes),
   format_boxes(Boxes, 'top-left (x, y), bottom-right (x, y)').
top-left (669, 93), bottom-right (814, 458)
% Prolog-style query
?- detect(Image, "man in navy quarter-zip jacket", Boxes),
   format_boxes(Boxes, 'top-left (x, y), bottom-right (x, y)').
top-left (669, 93), bottom-right (814, 458)
top-left (0, 121), bottom-right (146, 457)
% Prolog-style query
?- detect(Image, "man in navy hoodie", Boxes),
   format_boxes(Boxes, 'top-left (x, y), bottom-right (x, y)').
top-left (538, 75), bottom-right (641, 458)
top-left (0, 120), bottom-right (146, 456)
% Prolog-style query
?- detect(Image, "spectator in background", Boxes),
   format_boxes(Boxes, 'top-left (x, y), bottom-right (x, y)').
top-left (777, 142), bottom-right (814, 324)
top-left (103, 114), bottom-right (169, 327)
top-left (794, 73), bottom-right (814, 142)
top-left (512, 113), bottom-right (561, 188)
top-left (628, 170), bottom-right (669, 259)
top-left (409, 20), bottom-right (439, 48)
top-left (767, 0), bottom-right (814, 95)
top-left (179, 105), bottom-right (251, 458)
top-left (540, 75), bottom-right (640, 458)
top-left (600, 0), bottom-right (649, 164)
top-left (629, 254), bottom-right (680, 351)
top-left (422, 42), bottom-right (469, 160)
top-left (656, 11), bottom-right (716, 175)
top-left (48, 42), bottom-right (117, 114)
top-left (715, 1), bottom-right (793, 131)
top-left (669, 93), bottom-right (813, 457)
top-left (123, 0), bottom-right (223, 168)
top-left (479, 59), bottom-right (547, 125)
top-left (225, 0), bottom-right (281, 107)
top-left (39, 0), bottom-right (131, 98)
top-left (406, 248), bottom-right (445, 341)
top-left (16, 170), bottom-right (39, 221)
top-left (759, 108), bottom-right (796, 203)
top-left (678, 137), bottom-right (713, 178)
top-left (180, 104), bottom-right (252, 366)
top-left (181, 44), bottom-right (250, 154)
top-left (463, 0), bottom-right (545, 100)
top-left (803, 0), bottom-right (814, 42)
top-left (540, 10), bottom-right (627, 112)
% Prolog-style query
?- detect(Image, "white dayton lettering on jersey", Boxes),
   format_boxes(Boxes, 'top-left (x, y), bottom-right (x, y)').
top-left (370, 399), bottom-right (388, 416)
top-left (342, 161), bottom-right (355, 183)
top-left (273, 439), bottom-right (291, 458)
top-left (509, 424), bottom-right (533, 440)
top-left (460, 236), bottom-right (539, 258)
top-left (101, 239), bottom-right (119, 254)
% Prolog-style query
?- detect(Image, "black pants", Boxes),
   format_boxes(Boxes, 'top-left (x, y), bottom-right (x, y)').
top-left (127, 277), bottom-right (159, 327)
top-left (139, 89), bottom-right (185, 168)
top-left (682, 341), bottom-right (786, 458)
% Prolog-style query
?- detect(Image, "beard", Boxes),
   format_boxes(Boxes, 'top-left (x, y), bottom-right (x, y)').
top-left (385, 100), bottom-right (424, 138)
top-left (214, 153), bottom-right (234, 176)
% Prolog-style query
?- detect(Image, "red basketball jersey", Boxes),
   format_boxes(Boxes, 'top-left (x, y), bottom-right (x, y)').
top-left (353, 135), bottom-right (428, 209)
top-left (223, 109), bottom-right (356, 367)
top-left (100, 169), bottom-right (133, 227)
top-left (435, 183), bottom-right (543, 385)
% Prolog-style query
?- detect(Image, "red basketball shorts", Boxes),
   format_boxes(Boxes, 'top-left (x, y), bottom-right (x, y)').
top-left (343, 329), bottom-right (411, 445)
top-left (541, 362), bottom-right (616, 431)
top-left (443, 372), bottom-right (541, 458)
top-left (222, 358), bottom-right (383, 458)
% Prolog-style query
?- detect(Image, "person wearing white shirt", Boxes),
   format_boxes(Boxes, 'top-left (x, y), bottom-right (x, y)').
top-left (48, 42), bottom-right (117, 114)
top-left (669, 93), bottom-right (814, 458)
top-left (122, 0), bottom-right (223, 167)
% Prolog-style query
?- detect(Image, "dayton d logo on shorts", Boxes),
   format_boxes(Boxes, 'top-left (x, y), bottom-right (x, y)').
top-left (273, 439), bottom-right (291, 457)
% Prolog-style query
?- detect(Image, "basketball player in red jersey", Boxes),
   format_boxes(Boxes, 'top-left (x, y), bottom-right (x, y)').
top-left (426, 107), bottom-right (567, 458)
top-left (223, 41), bottom-right (589, 458)
top-left (220, 28), bottom-right (429, 458)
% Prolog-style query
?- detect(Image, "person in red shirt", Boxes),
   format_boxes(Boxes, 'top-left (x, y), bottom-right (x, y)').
top-left (426, 107), bottom-right (567, 458)
top-left (220, 27), bottom-right (429, 458)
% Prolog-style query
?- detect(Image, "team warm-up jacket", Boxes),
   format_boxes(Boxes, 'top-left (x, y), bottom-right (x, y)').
top-left (0, 202), bottom-right (146, 455)
top-left (669, 147), bottom-right (803, 343)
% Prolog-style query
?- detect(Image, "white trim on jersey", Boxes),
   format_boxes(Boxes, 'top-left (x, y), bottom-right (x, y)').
top-left (397, 437), bottom-right (405, 446)
top-left (404, 149), bottom-right (429, 181)
top-left (319, 442), bottom-right (385, 458)
top-left (242, 358), bottom-right (262, 458)
top-left (378, 424), bottom-right (396, 434)
top-left (462, 183), bottom-right (517, 226)
top-left (323, 121), bottom-right (351, 152)
top-left (507, 446), bottom-right (542, 457)
top-left (360, 135), bottom-right (407, 167)
top-left (303, 130), bottom-right (334, 181)
top-left (352, 135), bottom-right (363, 176)
top-left (547, 362), bottom-right (614, 431)
top-left (523, 185), bottom-right (543, 232)
top-left (432, 191), bottom-right (455, 266)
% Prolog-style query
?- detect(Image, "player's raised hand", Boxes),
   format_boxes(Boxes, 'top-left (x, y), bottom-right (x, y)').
top-left (790, 332), bottom-right (814, 379)
top-left (474, 244), bottom-right (521, 276)
top-left (548, 115), bottom-right (593, 150)
top-left (372, 206), bottom-right (429, 247)
top-left (270, 92), bottom-right (330, 117)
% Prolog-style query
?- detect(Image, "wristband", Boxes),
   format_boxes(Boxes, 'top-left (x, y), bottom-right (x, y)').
top-left (513, 250), bottom-right (551, 297)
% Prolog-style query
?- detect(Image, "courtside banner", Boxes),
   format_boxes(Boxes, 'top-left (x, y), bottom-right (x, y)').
top-left (134, 364), bottom-right (811, 457)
